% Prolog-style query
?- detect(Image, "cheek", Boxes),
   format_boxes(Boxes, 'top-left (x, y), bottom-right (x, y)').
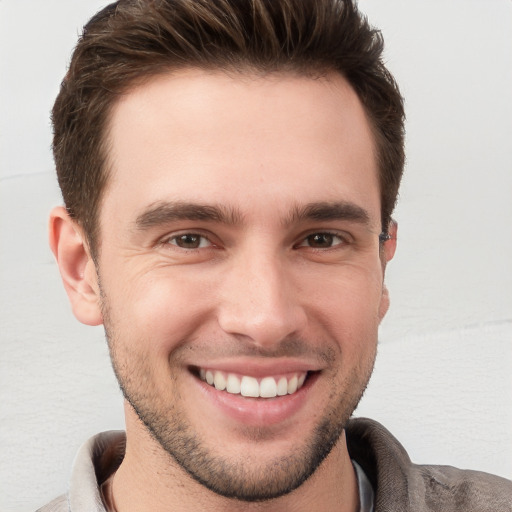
top-left (103, 268), bottom-right (217, 355)
top-left (302, 262), bottom-right (384, 314)
top-left (301, 266), bottom-right (384, 347)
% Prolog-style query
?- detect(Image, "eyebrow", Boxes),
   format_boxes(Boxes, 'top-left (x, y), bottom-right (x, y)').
top-left (134, 199), bottom-right (372, 231)
top-left (135, 201), bottom-right (243, 229)
top-left (284, 201), bottom-right (371, 227)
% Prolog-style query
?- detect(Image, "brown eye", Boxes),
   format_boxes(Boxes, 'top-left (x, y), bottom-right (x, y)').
top-left (169, 233), bottom-right (210, 249)
top-left (297, 232), bottom-right (346, 249)
top-left (307, 233), bottom-right (334, 248)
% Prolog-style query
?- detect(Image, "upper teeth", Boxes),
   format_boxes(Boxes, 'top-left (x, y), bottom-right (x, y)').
top-left (199, 369), bottom-right (307, 398)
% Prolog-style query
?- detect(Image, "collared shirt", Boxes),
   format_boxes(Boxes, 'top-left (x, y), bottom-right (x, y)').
top-left (353, 460), bottom-right (374, 512)
top-left (37, 418), bottom-right (512, 512)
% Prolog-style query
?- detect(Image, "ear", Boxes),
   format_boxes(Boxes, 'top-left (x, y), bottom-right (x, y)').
top-left (48, 206), bottom-right (103, 326)
top-left (378, 220), bottom-right (398, 321)
top-left (382, 219), bottom-right (398, 264)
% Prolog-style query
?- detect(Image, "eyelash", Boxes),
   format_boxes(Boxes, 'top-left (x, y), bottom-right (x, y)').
top-left (162, 232), bottom-right (214, 250)
top-left (295, 231), bottom-right (350, 250)
top-left (160, 230), bottom-right (351, 251)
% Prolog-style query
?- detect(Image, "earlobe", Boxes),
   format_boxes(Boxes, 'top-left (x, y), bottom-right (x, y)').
top-left (48, 206), bottom-right (103, 326)
top-left (379, 285), bottom-right (390, 320)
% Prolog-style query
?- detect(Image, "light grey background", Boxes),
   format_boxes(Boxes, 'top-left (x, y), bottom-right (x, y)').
top-left (1, 1), bottom-right (511, 511)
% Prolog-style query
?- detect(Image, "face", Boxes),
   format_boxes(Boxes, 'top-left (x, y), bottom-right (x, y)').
top-left (94, 70), bottom-right (393, 500)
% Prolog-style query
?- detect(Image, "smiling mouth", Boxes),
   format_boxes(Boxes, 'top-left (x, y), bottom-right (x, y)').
top-left (194, 368), bottom-right (310, 398)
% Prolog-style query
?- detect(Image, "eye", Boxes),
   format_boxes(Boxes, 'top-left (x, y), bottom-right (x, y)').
top-left (297, 232), bottom-right (347, 249)
top-left (167, 233), bottom-right (212, 249)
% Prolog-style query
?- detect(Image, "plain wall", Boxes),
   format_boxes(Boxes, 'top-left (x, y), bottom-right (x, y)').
top-left (1, 1), bottom-right (511, 510)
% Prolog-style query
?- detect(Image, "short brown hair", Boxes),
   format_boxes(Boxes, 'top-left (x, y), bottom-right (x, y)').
top-left (52, 0), bottom-right (405, 257)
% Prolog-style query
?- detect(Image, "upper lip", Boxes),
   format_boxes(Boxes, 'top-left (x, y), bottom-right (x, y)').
top-left (189, 357), bottom-right (324, 377)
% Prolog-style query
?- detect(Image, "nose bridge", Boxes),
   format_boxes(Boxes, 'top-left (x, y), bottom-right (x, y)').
top-left (217, 243), bottom-right (304, 346)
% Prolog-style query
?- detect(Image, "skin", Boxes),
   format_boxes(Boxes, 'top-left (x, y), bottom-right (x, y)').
top-left (49, 69), bottom-right (397, 512)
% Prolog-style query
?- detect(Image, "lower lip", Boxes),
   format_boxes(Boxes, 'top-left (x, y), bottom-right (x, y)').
top-left (196, 373), bottom-right (318, 427)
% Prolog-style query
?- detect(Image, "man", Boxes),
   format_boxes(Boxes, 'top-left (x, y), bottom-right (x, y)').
top-left (40, 0), bottom-right (511, 511)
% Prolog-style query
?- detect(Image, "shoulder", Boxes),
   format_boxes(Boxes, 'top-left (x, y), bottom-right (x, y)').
top-left (346, 417), bottom-right (512, 512)
top-left (415, 463), bottom-right (512, 511)
top-left (35, 431), bottom-right (126, 512)
top-left (35, 494), bottom-right (68, 512)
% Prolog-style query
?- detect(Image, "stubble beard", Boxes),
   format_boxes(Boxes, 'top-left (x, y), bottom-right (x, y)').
top-left (102, 303), bottom-right (376, 502)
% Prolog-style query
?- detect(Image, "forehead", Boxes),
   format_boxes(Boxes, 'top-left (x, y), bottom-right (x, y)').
top-left (103, 68), bottom-right (380, 228)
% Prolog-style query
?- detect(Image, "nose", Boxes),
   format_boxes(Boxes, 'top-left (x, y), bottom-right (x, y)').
top-left (217, 249), bottom-right (306, 348)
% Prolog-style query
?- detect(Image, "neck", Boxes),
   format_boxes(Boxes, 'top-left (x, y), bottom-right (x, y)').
top-left (112, 404), bottom-right (359, 512)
